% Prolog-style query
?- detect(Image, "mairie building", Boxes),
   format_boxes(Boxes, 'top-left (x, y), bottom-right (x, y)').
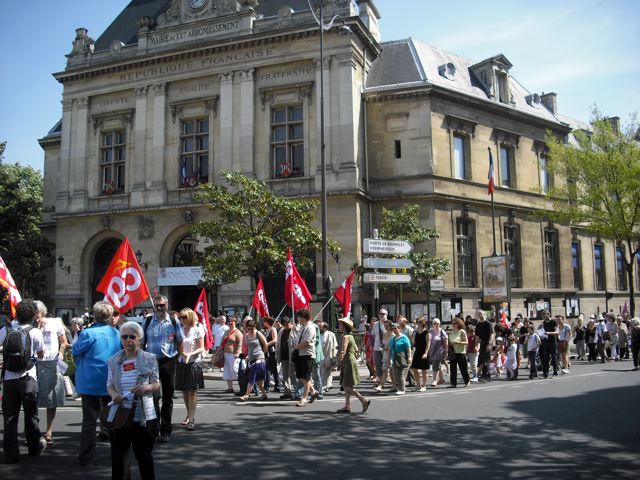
top-left (39, 0), bottom-right (635, 322)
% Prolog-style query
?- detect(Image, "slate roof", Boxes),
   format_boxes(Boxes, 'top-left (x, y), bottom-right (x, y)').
top-left (367, 38), bottom-right (565, 126)
top-left (94, 0), bottom-right (314, 52)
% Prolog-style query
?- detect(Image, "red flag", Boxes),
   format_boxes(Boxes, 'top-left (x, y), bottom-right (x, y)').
top-left (488, 147), bottom-right (495, 195)
top-left (284, 247), bottom-right (312, 311)
top-left (500, 309), bottom-right (510, 329)
top-left (0, 256), bottom-right (22, 317)
top-left (96, 238), bottom-right (150, 314)
top-left (251, 277), bottom-right (270, 318)
top-left (194, 288), bottom-right (213, 350)
top-left (334, 270), bottom-right (355, 318)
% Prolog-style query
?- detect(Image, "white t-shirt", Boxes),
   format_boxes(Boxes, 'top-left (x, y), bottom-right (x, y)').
top-left (41, 317), bottom-right (65, 360)
top-left (558, 324), bottom-right (571, 341)
top-left (527, 333), bottom-right (540, 351)
top-left (372, 321), bottom-right (386, 351)
top-left (213, 324), bottom-right (229, 348)
top-left (0, 324), bottom-right (44, 380)
top-left (181, 325), bottom-right (203, 363)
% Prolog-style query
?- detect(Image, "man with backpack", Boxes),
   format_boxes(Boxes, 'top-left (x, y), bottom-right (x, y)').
top-left (142, 295), bottom-right (184, 443)
top-left (1, 300), bottom-right (46, 464)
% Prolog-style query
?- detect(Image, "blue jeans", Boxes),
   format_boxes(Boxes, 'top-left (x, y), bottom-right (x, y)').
top-left (312, 362), bottom-right (323, 398)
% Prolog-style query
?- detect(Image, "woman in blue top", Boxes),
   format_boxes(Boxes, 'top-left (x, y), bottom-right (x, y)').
top-left (389, 323), bottom-right (412, 395)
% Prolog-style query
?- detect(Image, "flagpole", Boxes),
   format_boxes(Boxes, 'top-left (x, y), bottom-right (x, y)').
top-left (312, 295), bottom-right (335, 322)
top-left (489, 146), bottom-right (497, 256)
top-left (248, 306), bottom-right (254, 319)
top-left (274, 304), bottom-right (287, 321)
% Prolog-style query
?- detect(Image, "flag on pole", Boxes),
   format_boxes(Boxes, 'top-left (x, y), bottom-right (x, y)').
top-left (0, 256), bottom-right (22, 317)
top-left (251, 277), bottom-right (270, 318)
top-left (488, 147), bottom-right (495, 194)
top-left (96, 237), bottom-right (151, 314)
top-left (334, 270), bottom-right (356, 318)
top-left (194, 288), bottom-right (213, 350)
top-left (284, 247), bottom-right (312, 311)
top-left (622, 301), bottom-right (628, 316)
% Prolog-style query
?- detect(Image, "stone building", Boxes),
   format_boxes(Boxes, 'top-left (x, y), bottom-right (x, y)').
top-left (39, 0), bottom-right (634, 322)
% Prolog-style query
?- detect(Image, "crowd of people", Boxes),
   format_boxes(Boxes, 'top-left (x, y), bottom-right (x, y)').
top-left (2, 298), bottom-right (640, 479)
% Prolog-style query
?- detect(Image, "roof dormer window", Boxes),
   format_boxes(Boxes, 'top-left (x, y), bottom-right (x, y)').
top-left (438, 62), bottom-right (456, 80)
top-left (525, 93), bottom-right (541, 108)
top-left (495, 71), bottom-right (510, 104)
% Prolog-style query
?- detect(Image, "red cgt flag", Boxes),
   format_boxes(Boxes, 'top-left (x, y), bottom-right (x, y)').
top-left (334, 270), bottom-right (355, 318)
top-left (251, 277), bottom-right (270, 318)
top-left (284, 247), bottom-right (312, 312)
top-left (0, 256), bottom-right (22, 317)
top-left (194, 288), bottom-right (213, 350)
top-left (96, 238), bottom-right (150, 314)
top-left (500, 309), bottom-right (510, 329)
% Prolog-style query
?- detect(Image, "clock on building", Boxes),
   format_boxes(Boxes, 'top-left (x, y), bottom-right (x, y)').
top-left (188, 0), bottom-right (207, 10)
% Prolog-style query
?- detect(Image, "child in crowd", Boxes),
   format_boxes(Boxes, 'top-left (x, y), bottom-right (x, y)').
top-left (505, 335), bottom-right (519, 379)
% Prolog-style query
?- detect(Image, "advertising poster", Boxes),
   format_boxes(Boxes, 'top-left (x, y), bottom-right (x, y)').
top-left (482, 255), bottom-right (510, 303)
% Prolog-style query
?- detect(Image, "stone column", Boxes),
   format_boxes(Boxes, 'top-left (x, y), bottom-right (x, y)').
top-left (150, 83), bottom-right (167, 198)
top-left (132, 86), bottom-right (148, 201)
top-left (337, 56), bottom-right (358, 174)
top-left (239, 69), bottom-right (255, 174)
top-left (69, 97), bottom-right (89, 211)
top-left (56, 98), bottom-right (74, 212)
top-left (218, 72), bottom-right (234, 173)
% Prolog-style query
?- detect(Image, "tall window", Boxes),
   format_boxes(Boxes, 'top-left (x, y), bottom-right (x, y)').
top-left (544, 228), bottom-right (560, 288)
top-left (504, 224), bottom-right (521, 288)
top-left (572, 241), bottom-right (582, 289)
top-left (594, 243), bottom-right (605, 291)
top-left (271, 105), bottom-right (304, 179)
top-left (456, 219), bottom-right (475, 287)
top-left (496, 72), bottom-right (509, 104)
top-left (500, 145), bottom-right (513, 187)
top-left (100, 130), bottom-right (126, 195)
top-left (616, 245), bottom-right (627, 290)
top-left (539, 154), bottom-right (550, 194)
top-left (179, 118), bottom-right (209, 188)
top-left (453, 134), bottom-right (468, 180)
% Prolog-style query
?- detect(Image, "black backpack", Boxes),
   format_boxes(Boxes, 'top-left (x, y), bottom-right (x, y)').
top-left (2, 326), bottom-right (34, 375)
top-left (142, 315), bottom-right (178, 350)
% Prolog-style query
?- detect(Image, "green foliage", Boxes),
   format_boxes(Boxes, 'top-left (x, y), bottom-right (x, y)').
top-left (0, 143), bottom-right (53, 296)
top-left (192, 171), bottom-right (339, 288)
top-left (545, 110), bottom-right (640, 314)
top-left (378, 204), bottom-right (450, 293)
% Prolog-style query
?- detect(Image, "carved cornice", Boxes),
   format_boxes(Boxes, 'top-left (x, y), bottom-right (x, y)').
top-left (169, 95), bottom-right (219, 123)
top-left (493, 127), bottom-right (521, 148)
top-left (90, 108), bottom-right (135, 134)
top-left (445, 114), bottom-right (478, 137)
top-left (258, 81), bottom-right (314, 111)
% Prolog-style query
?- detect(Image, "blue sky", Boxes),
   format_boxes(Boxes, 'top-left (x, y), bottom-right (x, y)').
top-left (1, 0), bottom-right (638, 171)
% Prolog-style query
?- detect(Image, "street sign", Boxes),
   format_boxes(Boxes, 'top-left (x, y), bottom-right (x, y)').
top-left (363, 257), bottom-right (414, 269)
top-left (430, 279), bottom-right (445, 291)
top-left (363, 238), bottom-right (413, 255)
top-left (363, 273), bottom-right (412, 283)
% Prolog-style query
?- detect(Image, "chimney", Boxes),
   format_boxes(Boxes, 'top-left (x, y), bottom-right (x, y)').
top-left (540, 92), bottom-right (557, 114)
top-left (357, 0), bottom-right (381, 42)
top-left (604, 116), bottom-right (620, 134)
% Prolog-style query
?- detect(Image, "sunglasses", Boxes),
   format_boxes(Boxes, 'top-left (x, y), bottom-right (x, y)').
top-left (121, 334), bottom-right (137, 340)
top-left (154, 304), bottom-right (167, 308)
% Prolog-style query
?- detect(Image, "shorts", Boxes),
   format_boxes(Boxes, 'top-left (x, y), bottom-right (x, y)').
top-left (295, 355), bottom-right (313, 380)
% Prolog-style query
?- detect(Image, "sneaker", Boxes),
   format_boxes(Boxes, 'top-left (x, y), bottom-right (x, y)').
top-left (470, 377), bottom-right (479, 383)
top-left (419, 386), bottom-right (427, 392)
top-left (395, 390), bottom-right (405, 395)
top-left (374, 385), bottom-right (382, 392)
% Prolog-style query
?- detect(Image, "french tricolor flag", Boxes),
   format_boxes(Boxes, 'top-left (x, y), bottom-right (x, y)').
top-left (488, 147), bottom-right (495, 195)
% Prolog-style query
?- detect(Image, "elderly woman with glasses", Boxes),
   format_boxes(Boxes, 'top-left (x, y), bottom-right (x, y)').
top-left (428, 318), bottom-right (448, 387)
top-left (175, 308), bottom-right (205, 431)
top-left (107, 321), bottom-right (160, 480)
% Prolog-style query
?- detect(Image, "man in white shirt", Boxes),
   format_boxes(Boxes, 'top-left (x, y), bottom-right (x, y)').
top-left (1, 300), bottom-right (46, 463)
top-left (212, 315), bottom-right (229, 352)
top-left (318, 322), bottom-right (338, 392)
top-left (372, 309), bottom-right (387, 391)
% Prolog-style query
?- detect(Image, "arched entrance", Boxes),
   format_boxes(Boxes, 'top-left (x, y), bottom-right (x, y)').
top-left (169, 235), bottom-right (202, 311)
top-left (91, 237), bottom-right (122, 305)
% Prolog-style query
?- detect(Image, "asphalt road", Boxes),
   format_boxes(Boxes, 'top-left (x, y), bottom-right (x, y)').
top-left (2, 359), bottom-right (639, 480)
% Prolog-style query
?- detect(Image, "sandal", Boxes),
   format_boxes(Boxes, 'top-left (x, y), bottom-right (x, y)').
top-left (261, 393), bottom-right (268, 401)
top-left (186, 421), bottom-right (195, 431)
top-left (309, 391), bottom-right (320, 404)
top-left (44, 434), bottom-right (53, 445)
top-left (362, 399), bottom-right (371, 413)
top-left (239, 395), bottom-right (250, 402)
top-left (336, 406), bottom-right (351, 413)
top-left (430, 382), bottom-right (438, 387)
top-left (295, 400), bottom-right (307, 407)
top-left (181, 417), bottom-right (190, 426)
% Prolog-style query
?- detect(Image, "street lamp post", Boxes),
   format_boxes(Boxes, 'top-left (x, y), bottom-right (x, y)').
top-left (309, 0), bottom-right (351, 322)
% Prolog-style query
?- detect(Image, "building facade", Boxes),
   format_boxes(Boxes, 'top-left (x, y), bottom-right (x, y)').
top-left (39, 0), bottom-right (636, 321)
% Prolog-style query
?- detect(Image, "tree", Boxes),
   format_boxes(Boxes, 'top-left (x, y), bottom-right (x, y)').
top-left (0, 142), bottom-right (54, 299)
top-left (192, 171), bottom-right (339, 289)
top-left (545, 111), bottom-right (640, 316)
top-left (378, 204), bottom-right (451, 296)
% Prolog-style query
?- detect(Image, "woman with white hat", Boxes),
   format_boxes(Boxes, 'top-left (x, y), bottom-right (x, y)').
top-left (336, 318), bottom-right (370, 413)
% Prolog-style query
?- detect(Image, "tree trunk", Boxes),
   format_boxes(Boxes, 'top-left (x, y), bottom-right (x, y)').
top-left (625, 240), bottom-right (636, 317)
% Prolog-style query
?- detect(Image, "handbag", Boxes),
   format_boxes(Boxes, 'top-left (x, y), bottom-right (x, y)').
top-left (393, 350), bottom-right (408, 369)
top-left (99, 401), bottom-right (136, 432)
top-left (212, 348), bottom-right (225, 368)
